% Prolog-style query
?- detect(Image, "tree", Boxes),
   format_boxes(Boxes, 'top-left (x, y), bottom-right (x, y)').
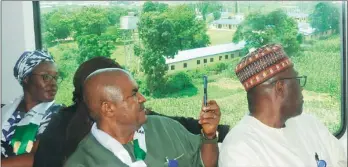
top-left (106, 7), bottom-right (128, 26)
top-left (142, 1), bottom-right (168, 13)
top-left (213, 11), bottom-right (221, 20)
top-left (309, 2), bottom-right (340, 33)
top-left (137, 5), bottom-right (210, 95)
top-left (195, 2), bottom-right (222, 21)
top-left (69, 7), bottom-right (118, 64)
top-left (167, 5), bottom-right (210, 51)
top-left (72, 7), bottom-right (110, 37)
top-left (137, 12), bottom-right (176, 94)
top-left (233, 10), bottom-right (301, 55)
top-left (41, 8), bottom-right (73, 47)
top-left (75, 33), bottom-right (116, 64)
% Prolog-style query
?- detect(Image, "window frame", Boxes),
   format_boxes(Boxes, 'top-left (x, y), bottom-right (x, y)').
top-left (32, 1), bottom-right (347, 139)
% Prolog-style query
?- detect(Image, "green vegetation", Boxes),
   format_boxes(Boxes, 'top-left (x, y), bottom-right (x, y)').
top-left (293, 35), bottom-right (341, 100)
top-left (51, 36), bottom-right (342, 134)
top-left (233, 10), bottom-right (302, 55)
top-left (137, 3), bottom-right (210, 95)
top-left (43, 2), bottom-right (342, 134)
top-left (146, 36), bottom-right (341, 133)
top-left (206, 29), bottom-right (235, 45)
top-left (309, 2), bottom-right (340, 33)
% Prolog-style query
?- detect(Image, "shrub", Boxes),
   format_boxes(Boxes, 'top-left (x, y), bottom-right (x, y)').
top-left (164, 72), bottom-right (194, 93)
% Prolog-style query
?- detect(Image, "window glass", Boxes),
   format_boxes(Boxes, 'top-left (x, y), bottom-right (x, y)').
top-left (38, 1), bottom-right (345, 134)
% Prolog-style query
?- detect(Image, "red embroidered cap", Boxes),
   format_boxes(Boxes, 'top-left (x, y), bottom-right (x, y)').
top-left (235, 44), bottom-right (293, 91)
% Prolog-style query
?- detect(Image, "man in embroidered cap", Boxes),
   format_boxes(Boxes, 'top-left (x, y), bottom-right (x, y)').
top-left (219, 44), bottom-right (346, 167)
top-left (64, 68), bottom-right (221, 167)
top-left (1, 50), bottom-right (63, 167)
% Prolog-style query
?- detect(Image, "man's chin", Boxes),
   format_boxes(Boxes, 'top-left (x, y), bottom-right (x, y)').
top-left (295, 107), bottom-right (303, 116)
top-left (138, 115), bottom-right (147, 126)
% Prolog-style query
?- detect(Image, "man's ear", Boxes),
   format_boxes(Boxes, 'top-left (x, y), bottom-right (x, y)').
top-left (101, 101), bottom-right (116, 118)
top-left (275, 80), bottom-right (286, 98)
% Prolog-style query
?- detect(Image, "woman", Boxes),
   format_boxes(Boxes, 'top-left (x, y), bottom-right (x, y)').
top-left (1, 50), bottom-right (63, 167)
top-left (33, 56), bottom-right (123, 167)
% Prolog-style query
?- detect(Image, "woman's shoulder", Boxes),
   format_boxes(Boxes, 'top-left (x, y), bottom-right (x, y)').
top-left (51, 103), bottom-right (66, 111)
top-left (44, 103), bottom-right (66, 114)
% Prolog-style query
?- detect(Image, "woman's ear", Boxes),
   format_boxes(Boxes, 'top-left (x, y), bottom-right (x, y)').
top-left (22, 77), bottom-right (30, 87)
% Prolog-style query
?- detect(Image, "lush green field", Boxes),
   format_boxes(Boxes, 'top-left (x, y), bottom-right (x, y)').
top-left (206, 29), bottom-right (235, 45)
top-left (50, 35), bottom-right (342, 134)
top-left (144, 35), bottom-right (342, 133)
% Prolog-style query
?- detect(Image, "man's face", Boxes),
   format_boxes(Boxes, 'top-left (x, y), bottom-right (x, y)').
top-left (115, 74), bottom-right (147, 129)
top-left (281, 68), bottom-right (304, 117)
top-left (24, 61), bottom-right (59, 102)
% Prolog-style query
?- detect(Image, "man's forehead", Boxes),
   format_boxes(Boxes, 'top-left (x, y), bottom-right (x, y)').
top-left (117, 74), bottom-right (138, 91)
top-left (128, 78), bottom-right (139, 91)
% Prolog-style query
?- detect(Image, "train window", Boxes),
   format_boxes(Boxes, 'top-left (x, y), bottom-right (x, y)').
top-left (35, 1), bottom-right (346, 136)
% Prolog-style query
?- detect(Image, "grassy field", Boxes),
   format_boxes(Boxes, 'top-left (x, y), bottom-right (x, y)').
top-left (142, 35), bottom-right (343, 133)
top-left (206, 29), bottom-right (235, 45)
top-left (145, 75), bottom-right (341, 133)
top-left (50, 34), bottom-right (342, 134)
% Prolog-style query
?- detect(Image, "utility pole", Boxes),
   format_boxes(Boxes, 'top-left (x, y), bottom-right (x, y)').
top-left (235, 1), bottom-right (239, 14)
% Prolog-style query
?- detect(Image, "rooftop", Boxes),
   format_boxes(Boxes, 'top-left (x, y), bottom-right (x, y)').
top-left (166, 41), bottom-right (246, 64)
top-left (212, 18), bottom-right (243, 25)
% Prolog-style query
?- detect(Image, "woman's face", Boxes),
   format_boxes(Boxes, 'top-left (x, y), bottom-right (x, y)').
top-left (24, 61), bottom-right (59, 102)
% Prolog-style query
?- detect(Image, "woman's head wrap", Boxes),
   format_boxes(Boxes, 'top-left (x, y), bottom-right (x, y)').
top-left (13, 50), bottom-right (55, 85)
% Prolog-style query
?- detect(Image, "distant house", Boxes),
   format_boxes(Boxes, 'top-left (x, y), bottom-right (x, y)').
top-left (166, 41), bottom-right (245, 73)
top-left (211, 18), bottom-right (242, 30)
top-left (210, 14), bottom-right (244, 30)
top-left (297, 22), bottom-right (334, 41)
top-left (298, 22), bottom-right (315, 40)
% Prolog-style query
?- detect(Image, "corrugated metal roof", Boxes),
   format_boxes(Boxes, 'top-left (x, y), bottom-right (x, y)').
top-left (212, 19), bottom-right (243, 25)
top-left (166, 41), bottom-right (245, 64)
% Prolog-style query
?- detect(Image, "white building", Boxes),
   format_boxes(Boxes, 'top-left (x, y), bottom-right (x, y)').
top-left (166, 41), bottom-right (245, 72)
